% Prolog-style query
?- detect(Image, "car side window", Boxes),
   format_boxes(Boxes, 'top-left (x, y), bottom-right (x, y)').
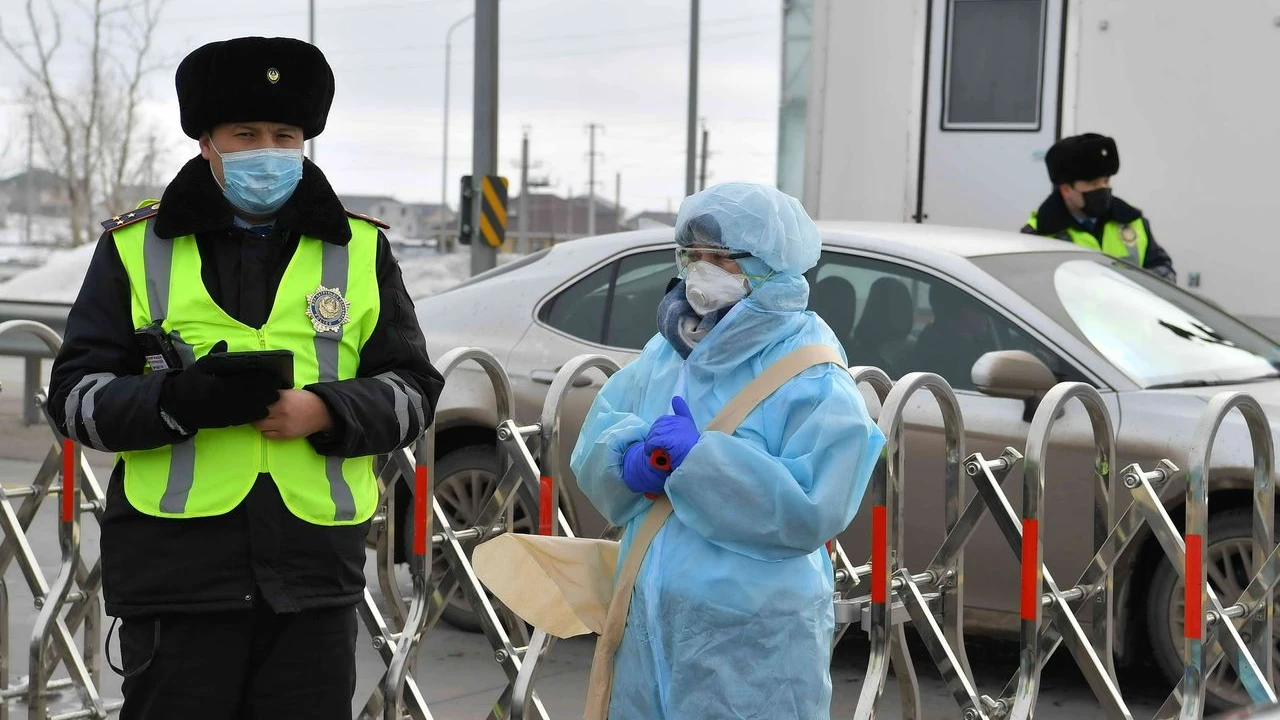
top-left (541, 250), bottom-right (676, 351)
top-left (807, 251), bottom-right (1084, 390)
top-left (542, 265), bottom-right (612, 343)
top-left (604, 251), bottom-right (677, 350)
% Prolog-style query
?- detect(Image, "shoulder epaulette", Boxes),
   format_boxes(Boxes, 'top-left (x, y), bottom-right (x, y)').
top-left (345, 208), bottom-right (391, 230)
top-left (101, 201), bottom-right (161, 232)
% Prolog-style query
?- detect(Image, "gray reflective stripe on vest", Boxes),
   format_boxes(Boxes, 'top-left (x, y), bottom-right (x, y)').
top-left (316, 241), bottom-right (357, 522)
top-left (143, 221), bottom-right (198, 514)
top-left (63, 372), bottom-right (116, 450)
top-left (143, 220), bottom-right (171, 323)
top-left (375, 372), bottom-right (425, 445)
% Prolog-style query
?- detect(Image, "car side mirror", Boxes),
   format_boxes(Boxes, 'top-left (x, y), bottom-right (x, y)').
top-left (972, 350), bottom-right (1056, 401)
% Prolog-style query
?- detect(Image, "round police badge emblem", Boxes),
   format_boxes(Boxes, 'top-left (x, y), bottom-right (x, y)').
top-left (267, 67), bottom-right (281, 84)
top-left (1121, 226), bottom-right (1138, 246)
top-left (306, 285), bottom-right (350, 333)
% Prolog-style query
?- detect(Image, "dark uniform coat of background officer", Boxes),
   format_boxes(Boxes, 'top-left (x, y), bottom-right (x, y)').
top-left (46, 37), bottom-right (444, 720)
top-left (1022, 132), bottom-right (1176, 281)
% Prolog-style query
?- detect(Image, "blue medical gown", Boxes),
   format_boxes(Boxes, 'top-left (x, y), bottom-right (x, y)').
top-left (570, 275), bottom-right (886, 719)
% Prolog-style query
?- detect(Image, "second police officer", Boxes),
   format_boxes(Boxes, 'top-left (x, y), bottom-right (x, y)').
top-left (1022, 132), bottom-right (1177, 282)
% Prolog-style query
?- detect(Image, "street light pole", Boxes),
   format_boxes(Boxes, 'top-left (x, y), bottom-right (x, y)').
top-left (308, 0), bottom-right (317, 162)
top-left (471, 0), bottom-right (499, 275)
top-left (441, 13), bottom-right (474, 254)
top-left (684, 0), bottom-right (700, 197)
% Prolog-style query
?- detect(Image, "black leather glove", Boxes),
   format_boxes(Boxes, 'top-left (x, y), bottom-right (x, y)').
top-left (160, 341), bottom-right (282, 431)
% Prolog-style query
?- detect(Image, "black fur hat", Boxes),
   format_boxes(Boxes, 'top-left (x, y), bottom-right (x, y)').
top-left (176, 37), bottom-right (335, 140)
top-left (1045, 133), bottom-right (1120, 185)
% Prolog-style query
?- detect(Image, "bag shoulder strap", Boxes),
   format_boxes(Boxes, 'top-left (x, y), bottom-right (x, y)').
top-left (705, 343), bottom-right (846, 435)
top-left (582, 342), bottom-right (845, 720)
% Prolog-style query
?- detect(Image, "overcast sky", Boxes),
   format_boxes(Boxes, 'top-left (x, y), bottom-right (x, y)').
top-left (0, 0), bottom-right (783, 219)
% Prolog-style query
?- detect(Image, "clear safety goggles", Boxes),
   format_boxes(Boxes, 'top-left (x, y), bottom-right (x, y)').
top-left (675, 247), bottom-right (752, 274)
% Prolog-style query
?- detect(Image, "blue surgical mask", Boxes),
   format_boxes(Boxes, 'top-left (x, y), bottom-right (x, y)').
top-left (210, 142), bottom-right (304, 217)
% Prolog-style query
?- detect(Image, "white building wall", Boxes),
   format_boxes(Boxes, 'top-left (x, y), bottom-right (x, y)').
top-left (804, 0), bottom-right (927, 222)
top-left (1069, 1), bottom-right (1280, 317)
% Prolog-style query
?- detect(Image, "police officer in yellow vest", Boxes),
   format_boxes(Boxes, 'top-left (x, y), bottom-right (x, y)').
top-left (47, 37), bottom-right (444, 720)
top-left (1022, 133), bottom-right (1176, 282)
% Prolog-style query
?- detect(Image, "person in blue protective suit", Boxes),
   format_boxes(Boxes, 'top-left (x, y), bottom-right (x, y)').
top-left (570, 182), bottom-right (886, 719)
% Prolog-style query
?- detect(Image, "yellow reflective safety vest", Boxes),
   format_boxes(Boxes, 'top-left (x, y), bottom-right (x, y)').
top-left (1025, 213), bottom-right (1150, 267)
top-left (111, 216), bottom-right (381, 526)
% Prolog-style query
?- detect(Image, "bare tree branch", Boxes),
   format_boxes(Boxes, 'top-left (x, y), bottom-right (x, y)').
top-left (1, 0), bottom-right (169, 245)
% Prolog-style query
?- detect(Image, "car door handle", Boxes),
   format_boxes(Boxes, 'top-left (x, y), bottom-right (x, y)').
top-left (532, 369), bottom-right (592, 388)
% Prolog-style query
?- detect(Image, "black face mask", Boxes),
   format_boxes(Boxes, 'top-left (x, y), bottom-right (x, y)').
top-left (1081, 187), bottom-right (1113, 218)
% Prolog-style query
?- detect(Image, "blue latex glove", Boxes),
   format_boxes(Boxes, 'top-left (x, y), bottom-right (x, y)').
top-left (622, 442), bottom-right (669, 496)
top-left (645, 396), bottom-right (701, 471)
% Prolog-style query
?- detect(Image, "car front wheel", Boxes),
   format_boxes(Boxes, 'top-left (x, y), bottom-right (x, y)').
top-left (1146, 508), bottom-right (1280, 711)
top-left (399, 444), bottom-right (537, 633)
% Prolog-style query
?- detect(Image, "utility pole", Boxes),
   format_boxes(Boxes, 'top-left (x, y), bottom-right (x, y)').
top-left (699, 120), bottom-right (709, 191)
top-left (567, 185), bottom-right (574, 237)
top-left (308, 0), bottom-right (317, 162)
top-left (441, 12), bottom-right (474, 254)
top-left (510, 129), bottom-right (549, 253)
top-left (519, 129), bottom-right (529, 254)
top-left (586, 123), bottom-right (604, 237)
top-left (471, 0), bottom-right (499, 275)
top-left (25, 111), bottom-right (34, 245)
top-left (685, 0), bottom-right (700, 197)
top-left (614, 172), bottom-right (622, 232)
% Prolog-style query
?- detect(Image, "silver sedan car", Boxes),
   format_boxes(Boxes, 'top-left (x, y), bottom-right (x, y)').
top-left (409, 222), bottom-right (1280, 710)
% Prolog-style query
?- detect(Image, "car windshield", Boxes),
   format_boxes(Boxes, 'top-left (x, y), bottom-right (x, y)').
top-left (973, 253), bottom-right (1280, 389)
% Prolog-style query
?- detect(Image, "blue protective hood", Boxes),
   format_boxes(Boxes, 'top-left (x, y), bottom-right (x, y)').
top-left (674, 182), bottom-right (821, 277)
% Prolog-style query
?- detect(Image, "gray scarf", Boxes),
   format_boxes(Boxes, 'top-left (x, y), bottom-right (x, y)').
top-left (657, 279), bottom-right (732, 359)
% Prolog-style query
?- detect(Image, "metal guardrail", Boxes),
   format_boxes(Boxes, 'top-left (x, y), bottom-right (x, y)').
top-left (0, 301), bottom-right (71, 426)
top-left (0, 319), bottom-right (120, 719)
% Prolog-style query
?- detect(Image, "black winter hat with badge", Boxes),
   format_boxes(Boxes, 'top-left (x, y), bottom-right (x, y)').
top-left (176, 36), bottom-right (335, 140)
top-left (1044, 133), bottom-right (1120, 186)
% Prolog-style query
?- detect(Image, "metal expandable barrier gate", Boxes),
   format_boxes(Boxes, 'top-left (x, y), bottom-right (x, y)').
top-left (5, 323), bottom-right (1280, 719)
top-left (843, 371), bottom-right (1280, 720)
top-left (0, 320), bottom-right (122, 720)
top-left (0, 325), bottom-right (565, 720)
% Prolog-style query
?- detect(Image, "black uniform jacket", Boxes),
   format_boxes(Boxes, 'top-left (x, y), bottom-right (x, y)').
top-left (1021, 191), bottom-right (1177, 281)
top-left (47, 155), bottom-right (445, 618)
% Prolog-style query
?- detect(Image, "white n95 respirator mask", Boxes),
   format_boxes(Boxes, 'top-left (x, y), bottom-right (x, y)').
top-left (684, 261), bottom-right (749, 316)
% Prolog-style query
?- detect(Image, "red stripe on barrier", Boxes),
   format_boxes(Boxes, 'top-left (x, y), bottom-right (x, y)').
top-left (871, 505), bottom-right (887, 604)
top-left (1186, 534), bottom-right (1203, 640)
top-left (1020, 518), bottom-right (1039, 621)
top-left (62, 439), bottom-right (75, 523)
top-left (539, 476), bottom-right (554, 536)
top-left (414, 465), bottom-right (428, 557)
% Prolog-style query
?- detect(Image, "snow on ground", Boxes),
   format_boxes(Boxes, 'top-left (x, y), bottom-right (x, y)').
top-left (0, 242), bottom-right (99, 302)
top-left (0, 238), bottom-right (524, 304)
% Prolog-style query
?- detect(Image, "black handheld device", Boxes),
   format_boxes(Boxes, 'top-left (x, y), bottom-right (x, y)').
top-left (134, 320), bottom-right (183, 372)
top-left (199, 349), bottom-right (295, 389)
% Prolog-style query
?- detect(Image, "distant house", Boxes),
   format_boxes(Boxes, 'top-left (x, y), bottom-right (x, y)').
top-left (338, 194), bottom-right (398, 217)
top-left (508, 193), bottom-right (623, 241)
top-left (0, 169), bottom-right (70, 216)
top-left (623, 211), bottom-right (679, 231)
top-left (338, 195), bottom-right (452, 241)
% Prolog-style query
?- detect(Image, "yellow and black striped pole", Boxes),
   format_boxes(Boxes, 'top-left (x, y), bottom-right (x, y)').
top-left (479, 175), bottom-right (508, 248)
